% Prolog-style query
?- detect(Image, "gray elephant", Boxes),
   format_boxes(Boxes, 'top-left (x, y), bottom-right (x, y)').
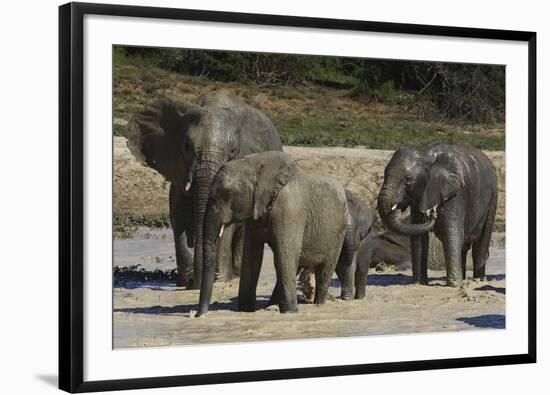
top-left (273, 190), bottom-right (374, 304)
top-left (125, 91), bottom-right (282, 288)
top-left (198, 151), bottom-right (349, 316)
top-left (377, 143), bottom-right (497, 287)
top-left (335, 190), bottom-right (375, 300)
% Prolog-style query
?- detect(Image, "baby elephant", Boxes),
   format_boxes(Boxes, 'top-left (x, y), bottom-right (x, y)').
top-left (335, 190), bottom-right (375, 300)
top-left (197, 151), bottom-right (349, 315)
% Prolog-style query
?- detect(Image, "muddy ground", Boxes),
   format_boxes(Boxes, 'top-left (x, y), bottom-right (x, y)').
top-left (113, 228), bottom-right (505, 348)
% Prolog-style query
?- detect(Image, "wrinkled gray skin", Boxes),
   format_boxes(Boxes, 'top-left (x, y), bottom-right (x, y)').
top-left (377, 143), bottom-right (497, 287)
top-left (126, 92), bottom-right (282, 289)
top-left (334, 190), bottom-right (375, 300)
top-left (198, 152), bottom-right (348, 316)
top-left (269, 190), bottom-right (374, 304)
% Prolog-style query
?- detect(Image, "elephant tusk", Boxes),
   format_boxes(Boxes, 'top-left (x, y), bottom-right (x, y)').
top-left (218, 224), bottom-right (225, 238)
top-left (392, 204), bottom-right (398, 211)
top-left (185, 181), bottom-right (191, 192)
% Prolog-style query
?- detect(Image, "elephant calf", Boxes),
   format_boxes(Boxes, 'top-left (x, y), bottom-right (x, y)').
top-left (335, 190), bottom-right (375, 300)
top-left (198, 151), bottom-right (349, 315)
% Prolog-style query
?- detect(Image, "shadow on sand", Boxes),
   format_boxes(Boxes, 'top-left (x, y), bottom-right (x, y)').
top-left (474, 284), bottom-right (506, 294)
top-left (457, 314), bottom-right (505, 329)
top-left (114, 297), bottom-right (240, 315)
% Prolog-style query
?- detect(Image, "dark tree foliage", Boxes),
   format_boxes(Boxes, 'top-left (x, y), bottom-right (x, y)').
top-left (117, 47), bottom-right (504, 122)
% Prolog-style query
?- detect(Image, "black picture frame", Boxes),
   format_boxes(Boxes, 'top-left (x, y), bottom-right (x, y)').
top-left (59, 2), bottom-right (537, 393)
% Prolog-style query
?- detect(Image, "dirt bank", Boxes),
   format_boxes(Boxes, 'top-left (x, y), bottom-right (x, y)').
top-left (113, 136), bottom-right (505, 228)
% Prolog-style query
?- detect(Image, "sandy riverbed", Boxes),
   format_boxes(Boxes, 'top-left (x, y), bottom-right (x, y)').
top-left (113, 228), bottom-right (505, 349)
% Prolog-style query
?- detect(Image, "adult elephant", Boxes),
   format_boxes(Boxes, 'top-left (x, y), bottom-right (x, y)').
top-left (198, 152), bottom-right (349, 316)
top-left (377, 143), bottom-right (497, 287)
top-left (126, 91), bottom-right (282, 289)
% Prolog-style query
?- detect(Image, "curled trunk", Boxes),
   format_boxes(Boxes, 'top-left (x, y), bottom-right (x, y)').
top-left (378, 179), bottom-right (435, 236)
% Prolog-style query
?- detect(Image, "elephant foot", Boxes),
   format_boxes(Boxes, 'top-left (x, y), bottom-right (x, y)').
top-left (340, 292), bottom-right (353, 301)
top-left (413, 277), bottom-right (429, 286)
top-left (447, 279), bottom-right (463, 288)
top-left (279, 305), bottom-right (298, 314)
top-left (354, 291), bottom-right (366, 300)
top-left (238, 302), bottom-right (256, 313)
top-left (176, 271), bottom-right (192, 288)
top-left (267, 295), bottom-right (278, 306)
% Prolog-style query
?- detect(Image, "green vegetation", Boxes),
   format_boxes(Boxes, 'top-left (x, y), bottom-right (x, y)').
top-left (113, 49), bottom-right (505, 151)
top-left (115, 46), bottom-right (505, 124)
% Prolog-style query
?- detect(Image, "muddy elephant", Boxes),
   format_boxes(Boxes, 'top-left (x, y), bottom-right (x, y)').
top-left (377, 143), bottom-right (497, 287)
top-left (276, 190), bottom-right (374, 304)
top-left (335, 190), bottom-right (375, 300)
top-left (126, 91), bottom-right (282, 288)
top-left (198, 151), bottom-right (349, 316)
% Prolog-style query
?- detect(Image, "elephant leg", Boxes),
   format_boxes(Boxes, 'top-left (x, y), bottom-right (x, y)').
top-left (169, 185), bottom-right (194, 287)
top-left (237, 228), bottom-right (264, 312)
top-left (173, 231), bottom-right (193, 287)
top-left (354, 254), bottom-right (369, 300)
top-left (271, 249), bottom-right (299, 313)
top-left (216, 223), bottom-right (237, 282)
top-left (442, 227), bottom-right (465, 288)
top-left (231, 224), bottom-right (244, 277)
top-left (268, 280), bottom-right (281, 306)
top-left (336, 257), bottom-right (356, 301)
top-left (461, 246), bottom-right (470, 281)
top-left (411, 209), bottom-right (429, 284)
top-left (410, 234), bottom-right (429, 284)
top-left (472, 200), bottom-right (496, 280)
top-left (269, 266), bottom-right (303, 306)
top-left (313, 263), bottom-right (333, 305)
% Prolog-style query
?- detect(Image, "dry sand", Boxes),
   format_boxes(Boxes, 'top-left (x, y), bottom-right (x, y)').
top-left (113, 229), bottom-right (505, 348)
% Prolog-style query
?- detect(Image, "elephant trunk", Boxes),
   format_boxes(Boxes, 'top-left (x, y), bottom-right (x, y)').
top-left (197, 204), bottom-right (220, 316)
top-left (378, 177), bottom-right (435, 236)
top-left (191, 150), bottom-right (225, 289)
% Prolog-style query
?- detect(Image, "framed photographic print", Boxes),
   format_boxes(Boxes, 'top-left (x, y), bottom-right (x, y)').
top-left (59, 2), bottom-right (537, 392)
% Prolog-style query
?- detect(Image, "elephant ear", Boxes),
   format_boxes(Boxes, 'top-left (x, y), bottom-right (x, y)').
top-left (419, 152), bottom-right (464, 212)
top-left (252, 152), bottom-right (297, 220)
top-left (125, 98), bottom-right (199, 163)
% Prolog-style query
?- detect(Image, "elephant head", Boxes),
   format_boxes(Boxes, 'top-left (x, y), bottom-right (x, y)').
top-left (126, 92), bottom-right (282, 289)
top-left (198, 152), bottom-right (297, 316)
top-left (377, 147), bottom-right (463, 235)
